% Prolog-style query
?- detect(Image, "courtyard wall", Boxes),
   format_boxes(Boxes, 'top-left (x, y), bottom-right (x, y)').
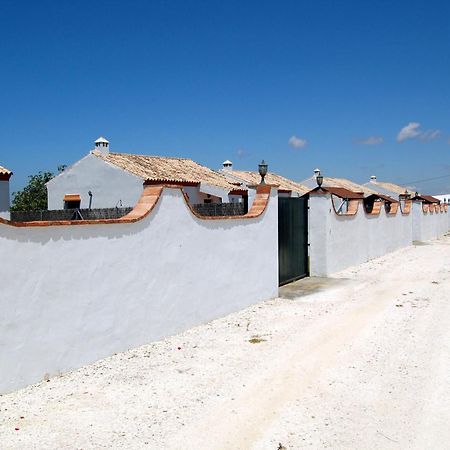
top-left (309, 194), bottom-right (448, 276)
top-left (0, 185), bottom-right (278, 393)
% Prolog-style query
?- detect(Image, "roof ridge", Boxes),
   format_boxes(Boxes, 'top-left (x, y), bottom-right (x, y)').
top-left (92, 151), bottom-right (243, 192)
top-left (223, 169), bottom-right (308, 194)
top-left (232, 169), bottom-right (305, 180)
top-left (107, 151), bottom-right (191, 161)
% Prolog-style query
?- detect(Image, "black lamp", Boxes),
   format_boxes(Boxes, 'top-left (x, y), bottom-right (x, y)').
top-left (316, 173), bottom-right (323, 188)
top-left (258, 160), bottom-right (268, 184)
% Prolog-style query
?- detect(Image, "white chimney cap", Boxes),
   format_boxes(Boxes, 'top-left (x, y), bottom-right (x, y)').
top-left (94, 136), bottom-right (110, 154)
top-left (95, 136), bottom-right (109, 144)
top-left (370, 175), bottom-right (377, 181)
top-left (313, 168), bottom-right (321, 175)
top-left (222, 160), bottom-right (233, 171)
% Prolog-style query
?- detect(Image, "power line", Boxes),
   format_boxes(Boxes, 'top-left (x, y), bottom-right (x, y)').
top-left (400, 173), bottom-right (450, 185)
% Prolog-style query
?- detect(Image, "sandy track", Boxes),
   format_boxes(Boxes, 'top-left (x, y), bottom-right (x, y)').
top-left (1, 236), bottom-right (450, 449)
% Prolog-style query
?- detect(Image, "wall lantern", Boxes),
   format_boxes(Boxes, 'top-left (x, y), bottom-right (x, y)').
top-left (258, 160), bottom-right (268, 184)
top-left (316, 173), bottom-right (324, 188)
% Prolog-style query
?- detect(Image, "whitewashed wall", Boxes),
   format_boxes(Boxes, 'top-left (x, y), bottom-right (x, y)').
top-left (309, 194), bottom-right (413, 276)
top-left (183, 185), bottom-right (221, 204)
top-left (412, 202), bottom-right (449, 241)
top-left (0, 179), bottom-right (10, 219)
top-left (47, 154), bottom-right (232, 209)
top-left (0, 188), bottom-right (278, 393)
top-left (47, 154), bottom-right (144, 209)
top-left (309, 195), bottom-right (449, 276)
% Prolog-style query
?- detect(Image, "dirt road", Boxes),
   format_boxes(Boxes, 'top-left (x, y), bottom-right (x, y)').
top-left (1, 236), bottom-right (450, 449)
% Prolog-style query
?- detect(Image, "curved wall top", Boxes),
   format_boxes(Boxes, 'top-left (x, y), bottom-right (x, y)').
top-left (0, 184), bottom-right (273, 229)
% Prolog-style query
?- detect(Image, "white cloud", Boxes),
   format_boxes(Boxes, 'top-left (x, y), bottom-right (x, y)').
top-left (397, 122), bottom-right (421, 142)
top-left (397, 122), bottom-right (441, 143)
top-left (357, 136), bottom-right (383, 145)
top-left (420, 129), bottom-right (441, 141)
top-left (288, 135), bottom-right (307, 149)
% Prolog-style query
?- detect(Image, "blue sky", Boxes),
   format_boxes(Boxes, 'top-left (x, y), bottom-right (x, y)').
top-left (1, 0), bottom-right (450, 194)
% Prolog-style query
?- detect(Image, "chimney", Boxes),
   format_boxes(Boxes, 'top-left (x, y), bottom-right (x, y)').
top-left (370, 175), bottom-right (377, 182)
top-left (222, 160), bottom-right (233, 171)
top-left (313, 168), bottom-right (321, 176)
top-left (94, 136), bottom-right (110, 155)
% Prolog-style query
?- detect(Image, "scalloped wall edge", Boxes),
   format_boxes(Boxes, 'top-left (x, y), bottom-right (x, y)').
top-left (364, 200), bottom-right (383, 216)
top-left (386, 202), bottom-right (399, 215)
top-left (330, 196), bottom-right (360, 216)
top-left (400, 199), bottom-right (412, 215)
top-left (329, 196), bottom-right (417, 217)
top-left (0, 184), bottom-right (273, 228)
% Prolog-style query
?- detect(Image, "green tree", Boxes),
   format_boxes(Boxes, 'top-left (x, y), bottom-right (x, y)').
top-left (10, 166), bottom-right (66, 211)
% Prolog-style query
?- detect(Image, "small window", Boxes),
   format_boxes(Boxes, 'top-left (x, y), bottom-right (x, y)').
top-left (64, 194), bottom-right (81, 209)
top-left (204, 198), bottom-right (212, 204)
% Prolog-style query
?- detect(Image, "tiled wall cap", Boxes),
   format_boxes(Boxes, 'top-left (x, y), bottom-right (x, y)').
top-left (185, 184), bottom-right (273, 220)
top-left (364, 201), bottom-right (382, 216)
top-left (386, 202), bottom-right (399, 215)
top-left (331, 197), bottom-right (360, 216)
top-left (400, 199), bottom-right (412, 215)
top-left (0, 184), bottom-right (273, 228)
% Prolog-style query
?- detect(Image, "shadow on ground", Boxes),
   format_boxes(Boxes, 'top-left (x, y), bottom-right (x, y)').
top-left (279, 276), bottom-right (353, 300)
top-left (413, 241), bottom-right (430, 246)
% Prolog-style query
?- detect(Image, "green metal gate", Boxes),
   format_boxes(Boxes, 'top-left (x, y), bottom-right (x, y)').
top-left (278, 197), bottom-right (309, 286)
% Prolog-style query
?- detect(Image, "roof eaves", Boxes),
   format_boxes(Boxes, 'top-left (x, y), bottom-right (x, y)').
top-left (415, 194), bottom-right (440, 203)
top-left (365, 193), bottom-right (399, 203)
top-left (308, 186), bottom-right (364, 199)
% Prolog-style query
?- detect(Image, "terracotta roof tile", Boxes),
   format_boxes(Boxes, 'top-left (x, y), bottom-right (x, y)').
top-left (310, 186), bottom-right (365, 199)
top-left (369, 180), bottom-right (413, 195)
top-left (0, 165), bottom-right (12, 176)
top-left (0, 184), bottom-right (272, 227)
top-left (321, 177), bottom-right (378, 196)
top-left (301, 175), bottom-right (378, 196)
top-left (414, 194), bottom-right (440, 203)
top-left (365, 193), bottom-right (399, 203)
top-left (225, 170), bottom-right (309, 195)
top-left (63, 194), bottom-right (81, 202)
top-left (92, 151), bottom-right (242, 193)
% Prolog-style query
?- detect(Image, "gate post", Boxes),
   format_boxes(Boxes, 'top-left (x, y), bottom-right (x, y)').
top-left (308, 193), bottom-right (332, 276)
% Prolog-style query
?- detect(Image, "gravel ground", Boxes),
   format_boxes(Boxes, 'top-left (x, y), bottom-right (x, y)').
top-left (1, 235), bottom-right (450, 449)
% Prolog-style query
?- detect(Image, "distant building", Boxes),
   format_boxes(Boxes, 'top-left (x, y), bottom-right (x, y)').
top-left (220, 160), bottom-right (309, 197)
top-left (412, 193), bottom-right (440, 204)
top-left (364, 175), bottom-right (442, 202)
top-left (363, 175), bottom-right (414, 199)
top-left (46, 138), bottom-right (246, 210)
top-left (301, 168), bottom-right (378, 197)
top-left (0, 165), bottom-right (12, 219)
top-left (433, 194), bottom-right (450, 203)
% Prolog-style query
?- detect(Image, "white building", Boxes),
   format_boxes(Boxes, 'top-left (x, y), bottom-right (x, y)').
top-left (363, 175), bottom-right (415, 199)
top-left (433, 194), bottom-right (450, 203)
top-left (0, 165), bottom-right (12, 219)
top-left (47, 138), bottom-right (246, 210)
top-left (220, 160), bottom-right (309, 197)
top-left (301, 169), bottom-right (378, 197)
top-left (364, 175), bottom-right (447, 206)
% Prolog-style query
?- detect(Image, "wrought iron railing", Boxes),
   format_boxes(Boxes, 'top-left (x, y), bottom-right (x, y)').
top-left (10, 207), bottom-right (133, 222)
top-left (192, 203), bottom-right (246, 217)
